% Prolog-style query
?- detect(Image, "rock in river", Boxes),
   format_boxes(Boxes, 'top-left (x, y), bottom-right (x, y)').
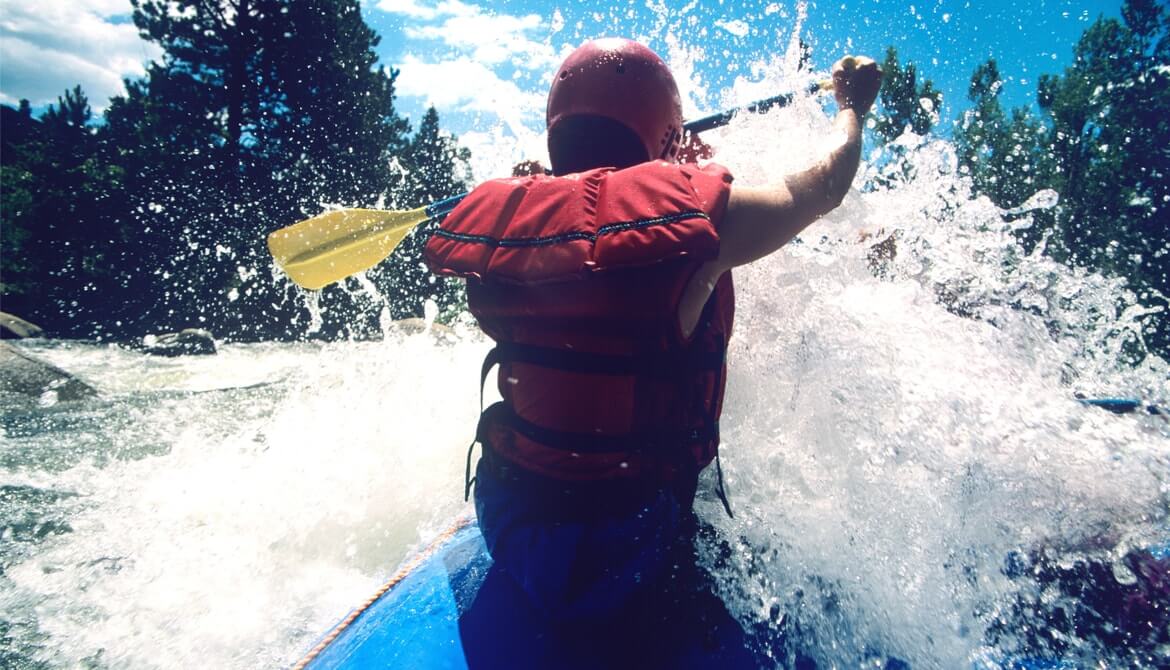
top-left (0, 312), bottom-right (45, 339)
top-left (140, 329), bottom-right (218, 357)
top-left (0, 342), bottom-right (97, 402)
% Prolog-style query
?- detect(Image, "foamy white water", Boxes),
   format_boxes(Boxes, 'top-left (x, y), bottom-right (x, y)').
top-left (3, 15), bottom-right (1169, 670)
top-left (3, 332), bottom-right (487, 668)
top-left (694, 90), bottom-right (1169, 667)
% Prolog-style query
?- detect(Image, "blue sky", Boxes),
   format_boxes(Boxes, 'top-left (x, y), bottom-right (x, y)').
top-left (365, 0), bottom-right (1124, 120)
top-left (0, 0), bottom-right (1125, 176)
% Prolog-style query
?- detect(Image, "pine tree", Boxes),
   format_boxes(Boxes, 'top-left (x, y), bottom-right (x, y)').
top-left (1036, 0), bottom-right (1169, 287)
top-left (867, 47), bottom-right (945, 189)
top-left (111, 0), bottom-right (414, 339)
top-left (3, 1), bottom-right (471, 341)
top-left (0, 88), bottom-right (128, 336)
top-left (373, 106), bottom-right (472, 322)
top-left (254, 0), bottom-right (411, 216)
top-left (94, 64), bottom-right (225, 334)
top-left (956, 0), bottom-right (1169, 355)
top-left (0, 103), bottom-right (40, 300)
top-left (871, 47), bottom-right (943, 144)
top-left (954, 60), bottom-right (1056, 224)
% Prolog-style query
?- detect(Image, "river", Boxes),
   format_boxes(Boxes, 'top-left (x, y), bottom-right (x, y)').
top-left (4, 21), bottom-right (1170, 670)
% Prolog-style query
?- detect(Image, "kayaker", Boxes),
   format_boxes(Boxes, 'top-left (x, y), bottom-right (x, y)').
top-left (425, 37), bottom-right (881, 631)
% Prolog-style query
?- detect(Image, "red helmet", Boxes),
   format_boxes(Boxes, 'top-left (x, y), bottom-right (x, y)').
top-left (546, 38), bottom-right (683, 168)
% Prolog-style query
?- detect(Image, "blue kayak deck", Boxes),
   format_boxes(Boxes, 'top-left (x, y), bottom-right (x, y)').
top-left (296, 516), bottom-right (1170, 669)
top-left (297, 516), bottom-right (762, 669)
top-left (297, 517), bottom-right (482, 669)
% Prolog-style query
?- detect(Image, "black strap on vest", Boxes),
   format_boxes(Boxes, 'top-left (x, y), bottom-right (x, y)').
top-left (464, 341), bottom-right (734, 517)
top-left (481, 400), bottom-right (718, 455)
top-left (713, 450), bottom-right (734, 518)
top-left (463, 347), bottom-right (503, 501)
top-left (491, 340), bottom-right (726, 377)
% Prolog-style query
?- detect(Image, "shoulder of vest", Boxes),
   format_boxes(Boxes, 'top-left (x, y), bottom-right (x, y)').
top-left (424, 162), bottom-right (733, 284)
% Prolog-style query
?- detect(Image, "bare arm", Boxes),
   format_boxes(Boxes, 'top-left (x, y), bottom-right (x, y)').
top-left (679, 56), bottom-right (882, 337)
top-left (714, 108), bottom-right (863, 268)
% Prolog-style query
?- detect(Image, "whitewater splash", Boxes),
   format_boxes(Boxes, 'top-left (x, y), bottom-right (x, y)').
top-left (2, 333), bottom-right (489, 668)
top-left (4, 17), bottom-right (1169, 670)
top-left (700, 107), bottom-right (1169, 666)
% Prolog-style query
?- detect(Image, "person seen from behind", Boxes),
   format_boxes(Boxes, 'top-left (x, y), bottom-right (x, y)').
top-left (424, 36), bottom-right (882, 655)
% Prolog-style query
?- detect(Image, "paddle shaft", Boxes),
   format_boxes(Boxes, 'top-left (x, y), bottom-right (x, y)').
top-left (268, 82), bottom-right (831, 290)
top-left (422, 84), bottom-right (828, 221)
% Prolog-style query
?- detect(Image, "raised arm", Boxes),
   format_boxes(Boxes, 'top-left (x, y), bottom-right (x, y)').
top-left (679, 56), bottom-right (882, 337)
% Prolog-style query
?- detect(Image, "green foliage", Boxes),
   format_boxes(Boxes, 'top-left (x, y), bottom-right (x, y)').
top-left (1, 0), bottom-right (473, 341)
top-left (1038, 0), bottom-right (1169, 278)
top-left (247, 0), bottom-right (412, 214)
top-left (872, 47), bottom-right (943, 144)
top-left (119, 0), bottom-right (420, 339)
top-left (0, 88), bottom-right (132, 335)
top-left (954, 0), bottom-right (1169, 354)
top-left (0, 163), bottom-right (36, 289)
top-left (954, 60), bottom-right (1057, 225)
top-left (867, 47), bottom-right (945, 189)
top-left (0, 103), bottom-right (39, 290)
top-left (374, 107), bottom-right (473, 323)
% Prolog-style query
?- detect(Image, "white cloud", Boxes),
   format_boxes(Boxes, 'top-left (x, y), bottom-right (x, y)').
top-left (378, 0), bottom-right (559, 71)
top-left (0, 1), bottom-right (161, 110)
top-left (375, 0), bottom-right (440, 21)
top-left (394, 55), bottom-right (545, 136)
top-left (406, 10), bottom-right (555, 68)
top-left (374, 0), bottom-right (560, 177)
top-left (458, 125), bottom-right (547, 182)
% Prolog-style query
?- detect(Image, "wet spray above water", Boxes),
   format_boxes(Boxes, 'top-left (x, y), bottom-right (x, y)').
top-left (3, 4), bottom-right (1168, 670)
top-left (702, 104), bottom-right (1169, 667)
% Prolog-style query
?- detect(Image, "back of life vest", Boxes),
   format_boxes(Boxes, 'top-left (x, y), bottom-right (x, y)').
top-left (425, 161), bottom-right (735, 486)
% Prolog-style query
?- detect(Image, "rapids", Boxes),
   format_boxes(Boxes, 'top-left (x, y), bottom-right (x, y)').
top-left (3, 11), bottom-right (1169, 670)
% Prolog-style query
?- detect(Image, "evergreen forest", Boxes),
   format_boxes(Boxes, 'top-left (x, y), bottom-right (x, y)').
top-left (870, 0), bottom-right (1167, 359)
top-left (1, 0), bottom-right (470, 342)
top-left (1, 0), bottom-right (1166, 358)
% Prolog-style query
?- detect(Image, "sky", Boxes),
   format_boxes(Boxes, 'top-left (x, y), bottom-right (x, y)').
top-left (0, 0), bottom-right (1127, 177)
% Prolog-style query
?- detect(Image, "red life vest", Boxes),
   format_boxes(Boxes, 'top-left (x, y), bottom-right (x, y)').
top-left (425, 161), bottom-right (735, 508)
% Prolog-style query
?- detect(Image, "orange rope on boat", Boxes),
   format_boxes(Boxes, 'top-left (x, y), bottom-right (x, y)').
top-left (291, 515), bottom-right (475, 670)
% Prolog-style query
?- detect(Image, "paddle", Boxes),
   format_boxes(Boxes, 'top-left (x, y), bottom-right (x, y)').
top-left (1078, 396), bottom-right (1166, 417)
top-left (268, 85), bottom-right (829, 290)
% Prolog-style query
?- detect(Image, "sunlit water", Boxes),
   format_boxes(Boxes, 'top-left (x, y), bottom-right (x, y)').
top-left (4, 15), bottom-right (1170, 670)
top-left (2, 334), bottom-right (485, 668)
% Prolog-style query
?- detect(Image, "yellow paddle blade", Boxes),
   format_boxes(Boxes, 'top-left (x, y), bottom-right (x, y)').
top-left (267, 207), bottom-right (430, 290)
